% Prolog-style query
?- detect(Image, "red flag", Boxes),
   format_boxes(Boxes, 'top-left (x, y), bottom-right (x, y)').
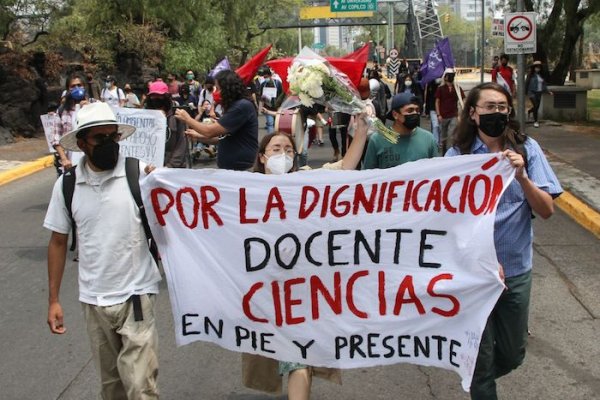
top-left (267, 57), bottom-right (366, 94)
top-left (342, 43), bottom-right (370, 64)
top-left (235, 44), bottom-right (273, 85)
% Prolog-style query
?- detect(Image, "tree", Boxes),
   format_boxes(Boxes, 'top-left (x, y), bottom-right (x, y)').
top-left (218, 0), bottom-right (303, 66)
top-left (498, 0), bottom-right (600, 84)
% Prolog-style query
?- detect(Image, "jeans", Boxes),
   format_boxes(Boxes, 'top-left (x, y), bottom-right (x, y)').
top-left (529, 92), bottom-right (543, 123)
top-left (265, 114), bottom-right (275, 134)
top-left (470, 271), bottom-right (532, 400)
top-left (439, 116), bottom-right (457, 155)
top-left (429, 110), bottom-right (440, 145)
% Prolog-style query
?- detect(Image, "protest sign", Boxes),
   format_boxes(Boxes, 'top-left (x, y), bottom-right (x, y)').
top-left (114, 108), bottom-right (166, 166)
top-left (39, 112), bottom-right (82, 167)
top-left (40, 113), bottom-right (58, 153)
top-left (140, 154), bottom-right (513, 391)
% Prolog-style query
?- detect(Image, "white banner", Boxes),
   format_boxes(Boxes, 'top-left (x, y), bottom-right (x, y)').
top-left (114, 108), bottom-right (166, 167)
top-left (141, 154), bottom-right (513, 391)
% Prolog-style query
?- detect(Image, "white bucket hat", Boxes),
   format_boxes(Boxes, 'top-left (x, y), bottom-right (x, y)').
top-left (59, 102), bottom-right (136, 151)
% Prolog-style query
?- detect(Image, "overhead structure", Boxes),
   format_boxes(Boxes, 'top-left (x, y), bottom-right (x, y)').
top-left (261, 0), bottom-right (444, 58)
top-left (410, 0), bottom-right (444, 58)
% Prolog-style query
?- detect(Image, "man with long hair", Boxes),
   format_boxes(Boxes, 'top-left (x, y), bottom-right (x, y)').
top-left (445, 82), bottom-right (562, 399)
top-left (175, 69), bottom-right (258, 170)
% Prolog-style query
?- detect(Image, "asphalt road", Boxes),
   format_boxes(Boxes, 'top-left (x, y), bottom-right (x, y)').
top-left (1, 137), bottom-right (599, 399)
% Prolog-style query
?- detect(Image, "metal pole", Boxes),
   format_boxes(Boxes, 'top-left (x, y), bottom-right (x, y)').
top-left (474, 1), bottom-right (478, 67)
top-left (298, 27), bottom-right (302, 53)
top-left (377, 25), bottom-right (381, 64)
top-left (390, 2), bottom-right (395, 50)
top-left (481, 0), bottom-right (485, 82)
top-left (517, 0), bottom-right (525, 131)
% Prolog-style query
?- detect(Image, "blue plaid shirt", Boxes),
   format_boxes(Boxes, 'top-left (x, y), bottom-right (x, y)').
top-left (446, 136), bottom-right (562, 277)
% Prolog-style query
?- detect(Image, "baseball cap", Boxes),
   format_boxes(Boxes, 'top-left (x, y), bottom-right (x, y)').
top-left (387, 93), bottom-right (420, 120)
top-left (148, 81), bottom-right (169, 95)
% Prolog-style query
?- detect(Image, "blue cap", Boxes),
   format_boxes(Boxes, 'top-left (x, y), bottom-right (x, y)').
top-left (387, 92), bottom-right (419, 120)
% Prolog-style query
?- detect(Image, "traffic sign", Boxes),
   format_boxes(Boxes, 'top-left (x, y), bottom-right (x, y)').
top-left (504, 12), bottom-right (537, 54)
top-left (330, 0), bottom-right (377, 12)
top-left (492, 18), bottom-right (504, 37)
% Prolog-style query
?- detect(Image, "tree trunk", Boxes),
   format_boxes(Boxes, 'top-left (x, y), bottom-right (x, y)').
top-left (550, 1), bottom-right (584, 85)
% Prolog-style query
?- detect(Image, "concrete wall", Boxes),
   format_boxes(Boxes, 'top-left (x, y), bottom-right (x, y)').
top-left (540, 86), bottom-right (588, 121)
top-left (575, 69), bottom-right (600, 89)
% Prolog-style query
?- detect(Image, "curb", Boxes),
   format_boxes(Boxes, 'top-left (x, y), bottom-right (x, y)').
top-left (0, 155), bottom-right (54, 186)
top-left (555, 191), bottom-right (600, 239)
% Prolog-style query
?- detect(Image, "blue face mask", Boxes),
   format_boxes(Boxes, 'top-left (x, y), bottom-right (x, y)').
top-left (70, 87), bottom-right (86, 101)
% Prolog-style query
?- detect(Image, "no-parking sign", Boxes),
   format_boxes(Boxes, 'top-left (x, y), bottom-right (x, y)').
top-left (504, 12), bottom-right (537, 54)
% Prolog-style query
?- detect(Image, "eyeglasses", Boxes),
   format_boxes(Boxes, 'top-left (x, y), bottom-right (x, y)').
top-left (476, 103), bottom-right (511, 114)
top-left (266, 145), bottom-right (295, 157)
top-left (86, 131), bottom-right (121, 146)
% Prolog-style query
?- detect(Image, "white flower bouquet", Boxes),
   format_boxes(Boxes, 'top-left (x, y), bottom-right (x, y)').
top-left (283, 47), bottom-right (397, 143)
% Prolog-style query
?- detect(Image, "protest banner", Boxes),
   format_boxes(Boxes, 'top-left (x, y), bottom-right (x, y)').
top-left (140, 154), bottom-right (513, 391)
top-left (114, 108), bottom-right (166, 166)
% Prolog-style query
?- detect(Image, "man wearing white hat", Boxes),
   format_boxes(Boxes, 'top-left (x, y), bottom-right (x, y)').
top-left (44, 102), bottom-right (162, 399)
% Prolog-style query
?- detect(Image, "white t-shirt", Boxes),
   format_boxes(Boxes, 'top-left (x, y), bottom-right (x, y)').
top-left (199, 88), bottom-right (215, 105)
top-left (124, 93), bottom-right (140, 108)
top-left (44, 156), bottom-right (161, 306)
top-left (101, 87), bottom-right (125, 107)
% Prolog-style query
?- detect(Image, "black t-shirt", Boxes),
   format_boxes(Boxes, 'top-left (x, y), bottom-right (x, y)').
top-left (217, 98), bottom-right (258, 170)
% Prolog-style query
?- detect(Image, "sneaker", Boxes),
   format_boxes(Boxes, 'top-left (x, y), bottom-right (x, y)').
top-left (534, 122), bottom-right (539, 128)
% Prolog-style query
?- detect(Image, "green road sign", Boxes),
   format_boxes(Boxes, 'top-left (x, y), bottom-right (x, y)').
top-left (313, 42), bottom-right (325, 49)
top-left (330, 0), bottom-right (377, 12)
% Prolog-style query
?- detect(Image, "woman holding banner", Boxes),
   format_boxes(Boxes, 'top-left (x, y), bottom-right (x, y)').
top-left (445, 82), bottom-right (562, 400)
top-left (241, 113), bottom-right (370, 399)
top-left (52, 74), bottom-right (89, 175)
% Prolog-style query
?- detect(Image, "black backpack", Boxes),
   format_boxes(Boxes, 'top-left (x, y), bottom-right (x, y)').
top-left (62, 157), bottom-right (159, 264)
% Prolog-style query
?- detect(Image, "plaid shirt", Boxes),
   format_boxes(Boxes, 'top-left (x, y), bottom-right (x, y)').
top-left (51, 109), bottom-right (75, 147)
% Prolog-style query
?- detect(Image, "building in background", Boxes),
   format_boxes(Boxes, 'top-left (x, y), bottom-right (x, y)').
top-left (436, 0), bottom-right (496, 21)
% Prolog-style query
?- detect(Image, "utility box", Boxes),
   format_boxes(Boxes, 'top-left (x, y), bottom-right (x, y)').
top-left (540, 86), bottom-right (588, 121)
top-left (574, 69), bottom-right (600, 89)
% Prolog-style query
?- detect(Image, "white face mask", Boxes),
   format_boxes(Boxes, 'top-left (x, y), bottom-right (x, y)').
top-left (266, 153), bottom-right (294, 175)
top-left (405, 80), bottom-right (412, 87)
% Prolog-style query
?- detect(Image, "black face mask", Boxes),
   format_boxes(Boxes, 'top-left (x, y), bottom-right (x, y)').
top-left (90, 141), bottom-right (120, 170)
top-left (478, 112), bottom-right (508, 138)
top-left (446, 74), bottom-right (455, 83)
top-left (403, 113), bottom-right (420, 130)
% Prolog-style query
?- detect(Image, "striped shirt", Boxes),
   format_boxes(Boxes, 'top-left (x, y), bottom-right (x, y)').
top-left (446, 136), bottom-right (562, 277)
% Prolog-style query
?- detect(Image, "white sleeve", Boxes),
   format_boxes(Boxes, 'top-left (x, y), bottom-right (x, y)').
top-left (43, 176), bottom-right (72, 234)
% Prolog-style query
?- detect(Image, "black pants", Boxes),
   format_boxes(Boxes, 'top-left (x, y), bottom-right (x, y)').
top-left (329, 126), bottom-right (348, 156)
top-left (529, 92), bottom-right (542, 122)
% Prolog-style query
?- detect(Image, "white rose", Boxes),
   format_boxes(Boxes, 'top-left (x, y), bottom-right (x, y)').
top-left (298, 92), bottom-right (314, 107)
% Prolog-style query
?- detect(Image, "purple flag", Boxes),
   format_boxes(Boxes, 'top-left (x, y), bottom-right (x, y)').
top-left (209, 57), bottom-right (231, 77)
top-left (420, 37), bottom-right (455, 88)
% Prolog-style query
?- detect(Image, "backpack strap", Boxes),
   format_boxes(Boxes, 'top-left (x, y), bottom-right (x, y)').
top-left (125, 157), bottom-right (159, 266)
top-left (61, 166), bottom-right (77, 251)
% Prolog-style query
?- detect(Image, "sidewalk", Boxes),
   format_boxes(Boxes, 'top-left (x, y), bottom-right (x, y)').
top-left (1, 120), bottom-right (599, 237)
